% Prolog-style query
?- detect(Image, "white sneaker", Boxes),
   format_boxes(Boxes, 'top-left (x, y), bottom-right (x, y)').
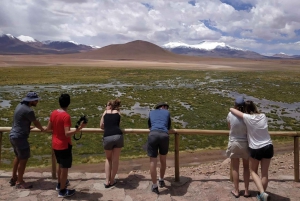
top-left (260, 192), bottom-right (271, 201)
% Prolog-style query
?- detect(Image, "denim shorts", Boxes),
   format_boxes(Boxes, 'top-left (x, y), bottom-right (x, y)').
top-left (250, 144), bottom-right (274, 160)
top-left (10, 138), bottom-right (30, 160)
top-left (103, 134), bottom-right (124, 150)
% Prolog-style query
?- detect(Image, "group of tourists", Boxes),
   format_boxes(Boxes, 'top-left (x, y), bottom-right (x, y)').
top-left (8, 91), bottom-right (273, 201)
top-left (8, 92), bottom-right (171, 198)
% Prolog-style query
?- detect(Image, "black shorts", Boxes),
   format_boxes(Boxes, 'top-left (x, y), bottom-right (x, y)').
top-left (54, 144), bottom-right (72, 168)
top-left (250, 144), bottom-right (274, 161)
top-left (147, 130), bottom-right (169, 158)
top-left (10, 138), bottom-right (30, 160)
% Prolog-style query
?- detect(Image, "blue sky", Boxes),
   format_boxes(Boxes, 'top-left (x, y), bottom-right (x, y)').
top-left (0, 0), bottom-right (300, 55)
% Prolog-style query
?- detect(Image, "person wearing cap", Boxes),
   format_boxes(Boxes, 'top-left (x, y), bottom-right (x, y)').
top-left (147, 102), bottom-right (171, 194)
top-left (230, 100), bottom-right (273, 201)
top-left (46, 94), bottom-right (86, 198)
top-left (226, 96), bottom-right (250, 198)
top-left (9, 91), bottom-right (46, 189)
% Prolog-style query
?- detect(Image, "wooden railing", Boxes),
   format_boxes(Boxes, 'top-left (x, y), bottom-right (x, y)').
top-left (0, 127), bottom-right (299, 182)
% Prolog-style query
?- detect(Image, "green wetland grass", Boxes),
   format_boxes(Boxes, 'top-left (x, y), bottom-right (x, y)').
top-left (0, 66), bottom-right (299, 169)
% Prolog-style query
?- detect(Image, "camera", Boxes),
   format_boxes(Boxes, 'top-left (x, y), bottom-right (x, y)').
top-left (75, 115), bottom-right (88, 129)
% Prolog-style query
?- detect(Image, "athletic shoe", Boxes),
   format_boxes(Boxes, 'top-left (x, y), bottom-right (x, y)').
top-left (58, 189), bottom-right (75, 198)
top-left (159, 180), bottom-right (165, 188)
top-left (256, 192), bottom-right (270, 201)
top-left (151, 186), bottom-right (159, 194)
top-left (260, 192), bottom-right (271, 201)
top-left (56, 179), bottom-right (70, 191)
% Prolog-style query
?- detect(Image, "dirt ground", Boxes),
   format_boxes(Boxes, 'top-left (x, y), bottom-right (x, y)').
top-left (27, 141), bottom-right (297, 174)
top-left (0, 54), bottom-right (300, 71)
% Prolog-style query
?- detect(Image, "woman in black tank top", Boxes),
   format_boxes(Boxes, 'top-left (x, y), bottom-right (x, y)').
top-left (100, 99), bottom-right (123, 188)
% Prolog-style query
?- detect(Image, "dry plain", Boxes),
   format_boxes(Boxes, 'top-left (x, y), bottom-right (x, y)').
top-left (0, 54), bottom-right (300, 72)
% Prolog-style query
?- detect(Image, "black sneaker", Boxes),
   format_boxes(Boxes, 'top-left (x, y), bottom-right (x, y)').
top-left (151, 186), bottom-right (159, 194)
top-left (56, 179), bottom-right (70, 191)
top-left (9, 178), bottom-right (17, 186)
top-left (58, 189), bottom-right (75, 198)
top-left (159, 180), bottom-right (165, 188)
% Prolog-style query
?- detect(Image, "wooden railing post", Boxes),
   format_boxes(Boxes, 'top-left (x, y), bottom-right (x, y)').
top-left (174, 132), bottom-right (180, 182)
top-left (294, 136), bottom-right (299, 182)
top-left (0, 132), bottom-right (2, 168)
top-left (51, 149), bottom-right (56, 179)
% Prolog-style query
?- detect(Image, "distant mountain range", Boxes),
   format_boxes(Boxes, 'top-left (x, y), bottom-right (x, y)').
top-left (162, 42), bottom-right (300, 59)
top-left (0, 33), bottom-right (299, 59)
top-left (0, 34), bottom-right (99, 54)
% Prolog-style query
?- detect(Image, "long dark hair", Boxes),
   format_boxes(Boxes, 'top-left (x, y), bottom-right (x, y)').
top-left (245, 100), bottom-right (259, 114)
top-left (234, 102), bottom-right (245, 112)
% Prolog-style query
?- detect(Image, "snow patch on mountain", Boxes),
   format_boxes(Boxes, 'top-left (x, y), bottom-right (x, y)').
top-left (163, 41), bottom-right (243, 51)
top-left (17, 35), bottom-right (37, 43)
top-left (89, 45), bottom-right (101, 49)
top-left (2, 34), bottom-right (15, 39)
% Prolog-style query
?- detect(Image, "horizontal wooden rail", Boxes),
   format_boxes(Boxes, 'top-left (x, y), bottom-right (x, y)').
top-left (0, 127), bottom-right (299, 182)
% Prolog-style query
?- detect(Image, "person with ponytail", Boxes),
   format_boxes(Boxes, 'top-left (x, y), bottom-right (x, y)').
top-left (100, 98), bottom-right (123, 188)
top-left (226, 96), bottom-right (250, 198)
top-left (230, 100), bottom-right (273, 201)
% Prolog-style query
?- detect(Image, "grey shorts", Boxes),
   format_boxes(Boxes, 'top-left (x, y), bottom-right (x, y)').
top-left (10, 138), bottom-right (30, 160)
top-left (226, 141), bottom-right (249, 159)
top-left (103, 134), bottom-right (124, 150)
top-left (147, 130), bottom-right (169, 158)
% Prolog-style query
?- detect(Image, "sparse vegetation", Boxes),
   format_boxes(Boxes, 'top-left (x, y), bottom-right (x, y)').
top-left (0, 66), bottom-right (299, 169)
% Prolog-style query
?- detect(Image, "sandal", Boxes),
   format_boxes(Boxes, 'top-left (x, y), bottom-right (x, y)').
top-left (15, 182), bottom-right (33, 189)
top-left (9, 178), bottom-right (17, 186)
top-left (231, 190), bottom-right (240, 198)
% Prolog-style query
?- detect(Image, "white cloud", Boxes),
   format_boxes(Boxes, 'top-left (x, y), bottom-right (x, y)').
top-left (0, 0), bottom-right (299, 54)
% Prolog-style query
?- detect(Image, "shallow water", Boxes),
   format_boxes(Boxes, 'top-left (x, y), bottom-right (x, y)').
top-left (0, 82), bottom-right (299, 128)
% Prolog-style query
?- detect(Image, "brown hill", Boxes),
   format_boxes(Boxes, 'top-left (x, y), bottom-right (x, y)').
top-left (63, 40), bottom-right (202, 62)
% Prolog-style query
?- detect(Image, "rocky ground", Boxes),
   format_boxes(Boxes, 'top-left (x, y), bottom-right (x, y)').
top-left (0, 151), bottom-right (299, 201)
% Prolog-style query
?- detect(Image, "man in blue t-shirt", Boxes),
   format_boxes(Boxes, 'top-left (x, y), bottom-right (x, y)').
top-left (147, 102), bottom-right (171, 194)
top-left (9, 92), bottom-right (45, 189)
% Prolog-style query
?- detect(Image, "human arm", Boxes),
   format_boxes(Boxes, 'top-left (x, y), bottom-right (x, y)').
top-left (229, 108), bottom-right (244, 119)
top-left (100, 111), bottom-right (106, 129)
top-left (167, 117), bottom-right (171, 130)
top-left (32, 120), bottom-right (46, 132)
top-left (64, 122), bottom-right (86, 137)
top-left (148, 118), bottom-right (151, 129)
top-left (44, 121), bottom-right (53, 133)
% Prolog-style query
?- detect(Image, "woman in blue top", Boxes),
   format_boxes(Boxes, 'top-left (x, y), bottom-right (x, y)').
top-left (100, 98), bottom-right (123, 188)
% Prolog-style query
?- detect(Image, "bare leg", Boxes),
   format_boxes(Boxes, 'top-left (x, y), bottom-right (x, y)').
top-left (59, 168), bottom-right (68, 190)
top-left (159, 154), bottom-right (167, 180)
top-left (110, 148), bottom-right (122, 183)
top-left (57, 166), bottom-right (61, 184)
top-left (242, 158), bottom-right (250, 196)
top-left (231, 158), bottom-right (240, 196)
top-left (12, 157), bottom-right (19, 180)
top-left (16, 159), bottom-right (28, 184)
top-left (105, 150), bottom-right (113, 185)
top-left (260, 158), bottom-right (271, 191)
top-left (249, 157), bottom-right (264, 193)
top-left (150, 157), bottom-right (158, 184)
